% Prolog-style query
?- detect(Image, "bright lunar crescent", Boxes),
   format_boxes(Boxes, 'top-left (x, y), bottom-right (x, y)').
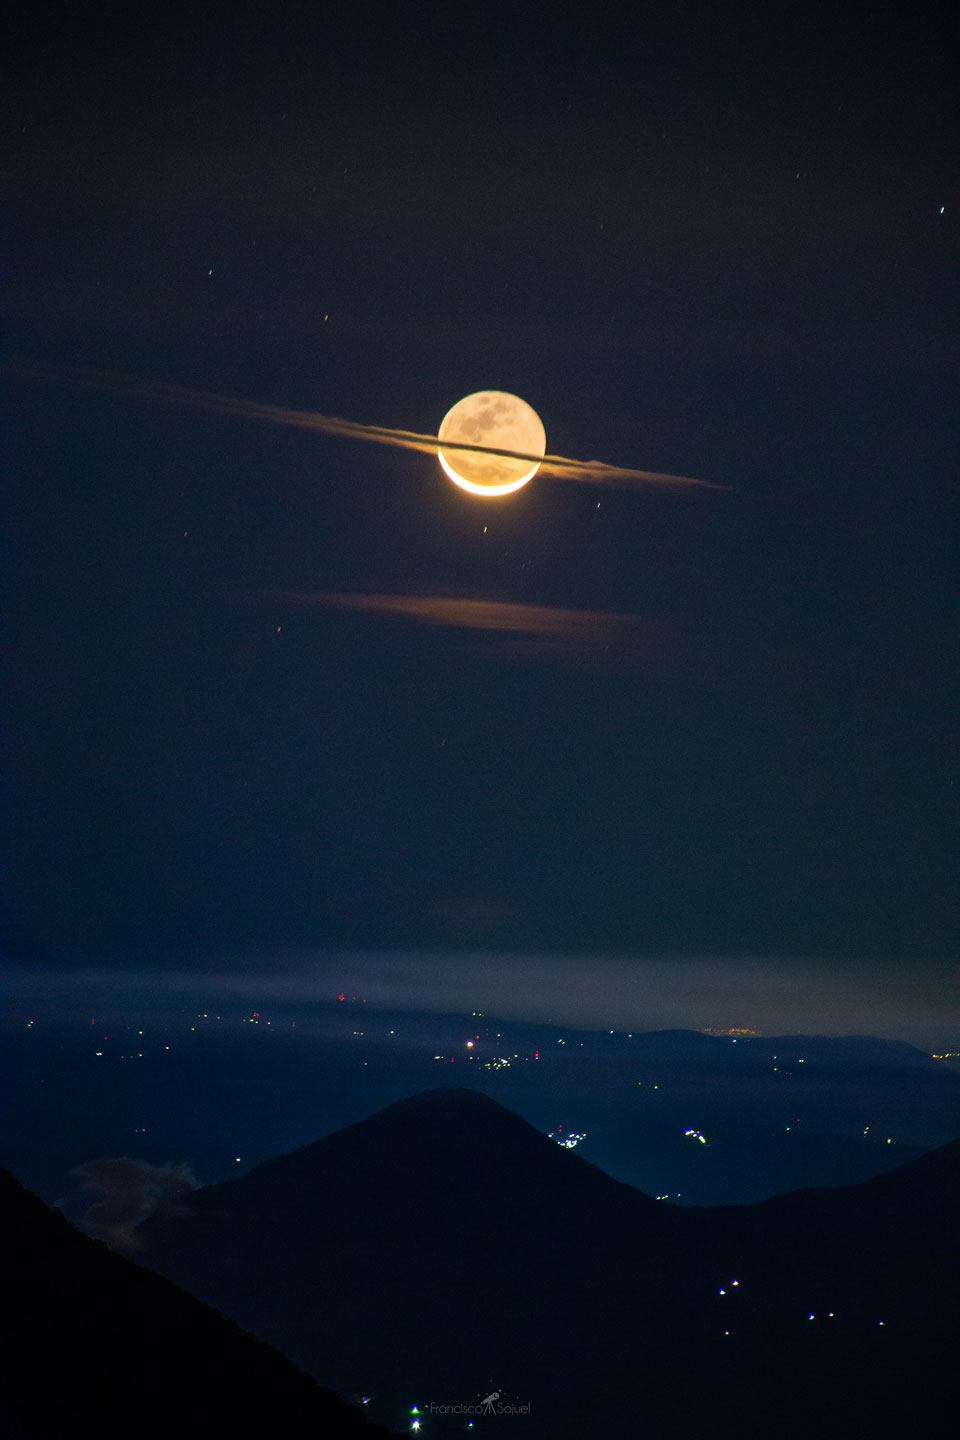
top-left (437, 391), bottom-right (546, 496)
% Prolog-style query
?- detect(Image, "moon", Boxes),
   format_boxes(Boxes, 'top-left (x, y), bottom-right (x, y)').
top-left (437, 391), bottom-right (546, 497)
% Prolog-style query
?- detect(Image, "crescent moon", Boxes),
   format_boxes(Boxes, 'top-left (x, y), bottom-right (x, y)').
top-left (437, 391), bottom-right (546, 497)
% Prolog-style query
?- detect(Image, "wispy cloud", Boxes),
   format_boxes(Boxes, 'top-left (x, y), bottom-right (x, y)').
top-left (9, 953), bottom-right (955, 1049)
top-left (263, 590), bottom-right (666, 667)
top-left (15, 363), bottom-right (715, 489)
top-left (72, 1157), bottom-right (199, 1250)
top-left (281, 590), bottom-right (646, 634)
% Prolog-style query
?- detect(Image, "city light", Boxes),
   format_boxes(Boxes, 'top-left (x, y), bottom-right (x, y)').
top-left (549, 1130), bottom-right (587, 1150)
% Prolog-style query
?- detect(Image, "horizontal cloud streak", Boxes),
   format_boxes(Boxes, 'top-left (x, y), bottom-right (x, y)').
top-left (272, 591), bottom-right (652, 635)
top-left (5, 955), bottom-right (956, 1050)
top-left (260, 590), bottom-right (665, 667)
top-left (17, 363), bottom-right (715, 489)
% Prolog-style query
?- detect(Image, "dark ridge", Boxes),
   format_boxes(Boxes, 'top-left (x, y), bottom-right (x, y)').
top-left (0, 1168), bottom-right (398, 1440)
top-left (748, 1133), bottom-right (960, 1211)
top-left (740, 1034), bottom-right (936, 1063)
top-left (205, 1081), bottom-right (668, 1223)
top-left (135, 1087), bottom-right (959, 1438)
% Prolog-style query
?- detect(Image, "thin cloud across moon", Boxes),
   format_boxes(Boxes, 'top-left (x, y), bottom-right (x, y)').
top-left (19, 364), bottom-right (716, 490)
top-left (437, 391), bottom-right (546, 496)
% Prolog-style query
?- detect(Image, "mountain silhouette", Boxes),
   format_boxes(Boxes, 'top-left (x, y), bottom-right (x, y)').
top-left (0, 1167), bottom-right (397, 1440)
top-left (135, 1088), bottom-right (957, 1438)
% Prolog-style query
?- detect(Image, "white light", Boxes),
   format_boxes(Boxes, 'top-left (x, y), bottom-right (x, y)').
top-left (437, 447), bottom-right (539, 497)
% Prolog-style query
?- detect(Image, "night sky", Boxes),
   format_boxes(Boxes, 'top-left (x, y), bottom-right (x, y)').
top-left (5, 4), bottom-right (955, 1031)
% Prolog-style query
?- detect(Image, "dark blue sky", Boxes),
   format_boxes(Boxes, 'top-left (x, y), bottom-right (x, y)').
top-left (5, 2), bottom-right (954, 985)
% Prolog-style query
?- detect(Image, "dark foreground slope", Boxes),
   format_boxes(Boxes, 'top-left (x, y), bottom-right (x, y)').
top-left (0, 1169), bottom-right (396, 1440)
top-left (138, 1089), bottom-right (959, 1439)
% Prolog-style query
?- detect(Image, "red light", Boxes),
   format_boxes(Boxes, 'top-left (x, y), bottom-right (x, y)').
top-left (338, 993), bottom-right (345, 1001)
top-left (253, 1012), bottom-right (259, 1017)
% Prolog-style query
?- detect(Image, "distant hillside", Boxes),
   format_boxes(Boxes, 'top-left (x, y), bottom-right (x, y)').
top-left (6, 1012), bottom-right (956, 1210)
top-left (137, 1088), bottom-right (960, 1438)
top-left (0, 1168), bottom-right (397, 1440)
